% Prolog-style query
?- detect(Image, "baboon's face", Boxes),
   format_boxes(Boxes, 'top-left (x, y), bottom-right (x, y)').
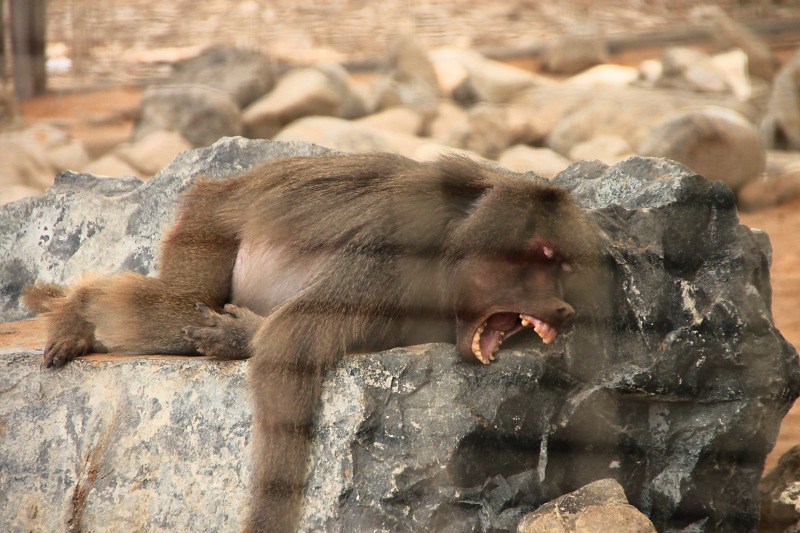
top-left (452, 238), bottom-right (575, 364)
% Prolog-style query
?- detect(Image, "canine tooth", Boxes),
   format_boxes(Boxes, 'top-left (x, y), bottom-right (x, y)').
top-left (562, 262), bottom-right (573, 273)
top-left (521, 318), bottom-right (530, 327)
top-left (543, 246), bottom-right (555, 258)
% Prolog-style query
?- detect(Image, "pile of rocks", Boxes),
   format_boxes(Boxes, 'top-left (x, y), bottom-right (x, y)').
top-left (3, 11), bottom-right (800, 211)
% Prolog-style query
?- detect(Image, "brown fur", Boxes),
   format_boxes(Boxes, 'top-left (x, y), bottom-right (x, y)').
top-left (23, 152), bottom-right (601, 532)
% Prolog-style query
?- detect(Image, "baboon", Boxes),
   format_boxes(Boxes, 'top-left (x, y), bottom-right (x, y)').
top-left (23, 152), bottom-right (601, 532)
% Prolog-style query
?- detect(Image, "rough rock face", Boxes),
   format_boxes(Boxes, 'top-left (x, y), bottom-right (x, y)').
top-left (1, 138), bottom-right (798, 532)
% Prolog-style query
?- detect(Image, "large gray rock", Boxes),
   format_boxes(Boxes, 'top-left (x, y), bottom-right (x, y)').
top-left (0, 139), bottom-right (798, 532)
top-left (168, 44), bottom-right (275, 108)
top-left (132, 84), bottom-right (242, 148)
top-left (546, 88), bottom-right (756, 157)
top-left (638, 107), bottom-right (766, 192)
top-left (0, 343), bottom-right (251, 531)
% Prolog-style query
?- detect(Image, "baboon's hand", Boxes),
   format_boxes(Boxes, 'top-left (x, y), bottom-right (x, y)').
top-left (182, 303), bottom-right (263, 359)
top-left (43, 336), bottom-right (91, 368)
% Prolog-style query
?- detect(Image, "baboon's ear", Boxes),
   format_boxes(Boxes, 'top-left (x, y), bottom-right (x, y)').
top-left (441, 178), bottom-right (489, 217)
top-left (435, 156), bottom-right (491, 217)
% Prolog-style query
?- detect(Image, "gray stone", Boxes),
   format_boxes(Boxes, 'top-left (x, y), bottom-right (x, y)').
top-left (546, 88), bottom-right (756, 157)
top-left (1, 140), bottom-right (798, 532)
top-left (0, 341), bottom-right (251, 532)
top-left (639, 107), bottom-right (766, 192)
top-left (132, 84), bottom-right (242, 148)
top-left (168, 44), bottom-right (275, 108)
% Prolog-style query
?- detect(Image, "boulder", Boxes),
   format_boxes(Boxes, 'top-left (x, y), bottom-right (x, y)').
top-left (568, 135), bottom-right (633, 166)
top-left (541, 34), bottom-right (609, 75)
top-left (372, 35), bottom-right (440, 127)
top-left (440, 103), bottom-right (512, 159)
top-left (656, 47), bottom-right (751, 99)
top-left (564, 64), bottom-right (639, 89)
top-left (429, 99), bottom-right (468, 144)
top-left (273, 116), bottom-right (427, 156)
top-left (546, 88), bottom-right (756, 157)
top-left (0, 136), bottom-right (56, 192)
top-left (114, 130), bottom-right (193, 177)
top-left (506, 86), bottom-right (598, 145)
top-left (761, 50), bottom-right (800, 151)
top-left (638, 107), bottom-right (766, 192)
top-left (497, 145), bottom-right (572, 178)
top-left (0, 140), bottom-right (797, 531)
top-left (760, 445), bottom-right (800, 533)
top-left (82, 154), bottom-right (140, 178)
top-left (517, 479), bottom-right (656, 533)
top-left (0, 84), bottom-right (16, 130)
top-left (444, 48), bottom-right (553, 106)
top-left (18, 123), bottom-right (90, 172)
top-left (738, 151), bottom-right (800, 211)
top-left (242, 65), bottom-right (365, 139)
top-left (355, 106), bottom-right (424, 136)
top-left (132, 84), bottom-right (242, 148)
top-left (168, 44), bottom-right (275, 108)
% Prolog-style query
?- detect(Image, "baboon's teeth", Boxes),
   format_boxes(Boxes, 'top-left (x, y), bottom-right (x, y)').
top-left (472, 322), bottom-right (489, 364)
top-left (520, 314), bottom-right (558, 344)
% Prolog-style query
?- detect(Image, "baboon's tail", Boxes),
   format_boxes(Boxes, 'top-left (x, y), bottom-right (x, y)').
top-left (21, 282), bottom-right (67, 313)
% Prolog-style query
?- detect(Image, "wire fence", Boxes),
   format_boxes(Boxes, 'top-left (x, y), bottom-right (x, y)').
top-left (6, 0), bottom-right (800, 90)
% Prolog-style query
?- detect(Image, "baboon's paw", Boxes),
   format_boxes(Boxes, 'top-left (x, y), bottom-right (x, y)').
top-left (43, 336), bottom-right (91, 368)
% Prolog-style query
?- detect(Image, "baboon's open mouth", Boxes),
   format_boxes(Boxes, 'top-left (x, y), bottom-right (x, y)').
top-left (469, 311), bottom-right (558, 364)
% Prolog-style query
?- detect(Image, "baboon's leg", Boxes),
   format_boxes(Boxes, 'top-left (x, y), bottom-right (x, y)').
top-left (34, 182), bottom-right (240, 367)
